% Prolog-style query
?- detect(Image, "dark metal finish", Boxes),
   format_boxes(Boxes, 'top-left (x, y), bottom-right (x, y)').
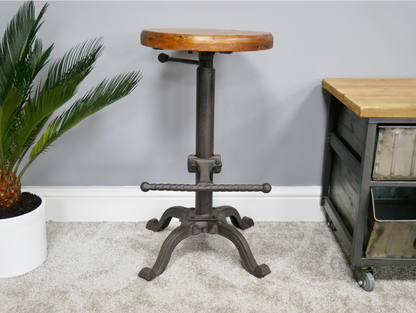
top-left (188, 154), bottom-right (222, 174)
top-left (370, 180), bottom-right (416, 187)
top-left (215, 205), bottom-right (254, 230)
top-left (138, 209), bottom-right (270, 281)
top-left (217, 222), bottom-right (271, 278)
top-left (158, 53), bottom-right (199, 65)
top-left (139, 225), bottom-right (192, 281)
top-left (350, 122), bottom-right (377, 268)
top-left (141, 182), bottom-right (272, 193)
top-left (195, 52), bottom-right (216, 217)
top-left (370, 117), bottom-right (416, 125)
top-left (321, 92), bottom-right (416, 292)
top-left (329, 133), bottom-right (361, 181)
top-left (328, 153), bottom-right (359, 233)
top-left (139, 51), bottom-right (271, 280)
top-left (322, 196), bottom-right (353, 252)
top-left (321, 94), bottom-right (339, 206)
top-left (145, 206), bottom-right (188, 231)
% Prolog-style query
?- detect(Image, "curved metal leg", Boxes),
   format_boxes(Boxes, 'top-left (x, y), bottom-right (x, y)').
top-left (146, 206), bottom-right (189, 232)
top-left (139, 224), bottom-right (192, 281)
top-left (215, 205), bottom-right (254, 230)
top-left (217, 222), bottom-right (270, 278)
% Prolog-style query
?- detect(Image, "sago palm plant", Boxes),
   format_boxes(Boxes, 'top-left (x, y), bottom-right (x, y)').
top-left (0, 1), bottom-right (142, 209)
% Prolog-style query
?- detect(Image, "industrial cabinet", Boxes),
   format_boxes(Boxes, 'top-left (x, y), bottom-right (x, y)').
top-left (321, 78), bottom-right (416, 292)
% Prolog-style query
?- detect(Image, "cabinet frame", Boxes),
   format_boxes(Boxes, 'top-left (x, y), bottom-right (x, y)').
top-left (321, 94), bottom-right (416, 291)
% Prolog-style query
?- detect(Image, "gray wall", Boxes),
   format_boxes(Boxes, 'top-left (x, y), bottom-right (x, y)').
top-left (2, 1), bottom-right (416, 187)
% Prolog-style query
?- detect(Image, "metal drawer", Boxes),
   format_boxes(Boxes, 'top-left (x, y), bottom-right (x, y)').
top-left (373, 126), bottom-right (416, 180)
top-left (366, 187), bottom-right (416, 258)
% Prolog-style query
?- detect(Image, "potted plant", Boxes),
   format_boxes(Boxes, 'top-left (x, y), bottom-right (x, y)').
top-left (0, 1), bottom-right (141, 278)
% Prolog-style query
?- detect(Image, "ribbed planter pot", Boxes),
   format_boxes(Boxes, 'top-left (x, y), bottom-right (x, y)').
top-left (0, 194), bottom-right (47, 278)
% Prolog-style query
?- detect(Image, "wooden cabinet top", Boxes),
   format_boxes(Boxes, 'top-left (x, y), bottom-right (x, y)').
top-left (141, 28), bottom-right (273, 52)
top-left (322, 78), bottom-right (416, 118)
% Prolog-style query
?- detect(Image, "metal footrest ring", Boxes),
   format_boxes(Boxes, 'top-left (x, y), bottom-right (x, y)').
top-left (141, 182), bottom-right (271, 193)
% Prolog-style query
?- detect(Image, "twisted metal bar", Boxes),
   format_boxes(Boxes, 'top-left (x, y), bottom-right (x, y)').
top-left (141, 182), bottom-right (272, 193)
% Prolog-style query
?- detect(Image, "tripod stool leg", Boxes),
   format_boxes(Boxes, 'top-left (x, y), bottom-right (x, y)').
top-left (146, 206), bottom-right (189, 231)
top-left (139, 224), bottom-right (192, 281)
top-left (217, 222), bottom-right (271, 278)
top-left (215, 205), bottom-right (254, 230)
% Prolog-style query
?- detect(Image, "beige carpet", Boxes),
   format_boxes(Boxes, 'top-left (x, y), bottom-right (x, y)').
top-left (1, 221), bottom-right (416, 312)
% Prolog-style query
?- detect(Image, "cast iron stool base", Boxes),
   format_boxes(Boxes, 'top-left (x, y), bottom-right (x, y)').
top-left (139, 52), bottom-right (271, 281)
top-left (138, 205), bottom-right (271, 281)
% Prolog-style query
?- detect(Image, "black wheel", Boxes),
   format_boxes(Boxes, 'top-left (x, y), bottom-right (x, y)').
top-left (327, 221), bottom-right (336, 231)
top-left (359, 272), bottom-right (375, 292)
top-left (325, 213), bottom-right (336, 231)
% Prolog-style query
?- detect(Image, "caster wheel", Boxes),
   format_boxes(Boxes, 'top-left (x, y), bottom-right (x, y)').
top-left (325, 214), bottom-right (336, 231)
top-left (327, 220), bottom-right (336, 231)
top-left (358, 272), bottom-right (375, 292)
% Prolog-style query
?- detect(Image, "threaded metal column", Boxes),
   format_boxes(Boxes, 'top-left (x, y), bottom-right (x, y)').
top-left (195, 52), bottom-right (215, 216)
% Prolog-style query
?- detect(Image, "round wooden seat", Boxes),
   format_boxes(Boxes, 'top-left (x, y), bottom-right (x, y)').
top-left (141, 28), bottom-right (273, 52)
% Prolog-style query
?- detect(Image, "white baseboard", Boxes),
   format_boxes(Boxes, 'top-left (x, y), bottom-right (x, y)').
top-left (24, 186), bottom-right (325, 222)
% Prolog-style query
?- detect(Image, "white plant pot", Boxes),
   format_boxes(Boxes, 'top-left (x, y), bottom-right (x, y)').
top-left (0, 194), bottom-right (47, 278)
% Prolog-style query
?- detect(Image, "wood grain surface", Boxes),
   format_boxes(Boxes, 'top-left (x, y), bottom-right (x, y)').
top-left (322, 78), bottom-right (416, 118)
top-left (141, 28), bottom-right (273, 52)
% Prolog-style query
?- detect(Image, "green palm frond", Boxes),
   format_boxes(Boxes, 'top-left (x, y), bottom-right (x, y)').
top-left (0, 1), bottom-right (142, 204)
top-left (0, 1), bottom-right (35, 104)
top-left (41, 38), bottom-right (104, 93)
top-left (11, 38), bottom-right (106, 173)
top-left (20, 71), bottom-right (142, 178)
top-left (11, 81), bottom-right (79, 173)
top-left (0, 1), bottom-right (49, 105)
top-left (0, 87), bottom-right (21, 166)
top-left (0, 1), bottom-right (51, 173)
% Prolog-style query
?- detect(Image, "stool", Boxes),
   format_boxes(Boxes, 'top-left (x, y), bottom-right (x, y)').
top-left (139, 28), bottom-right (274, 281)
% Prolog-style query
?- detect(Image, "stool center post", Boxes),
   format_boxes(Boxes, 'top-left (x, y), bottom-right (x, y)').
top-left (195, 52), bottom-right (215, 216)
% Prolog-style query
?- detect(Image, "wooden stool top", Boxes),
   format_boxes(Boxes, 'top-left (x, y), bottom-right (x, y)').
top-left (141, 28), bottom-right (273, 52)
top-left (323, 78), bottom-right (416, 118)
